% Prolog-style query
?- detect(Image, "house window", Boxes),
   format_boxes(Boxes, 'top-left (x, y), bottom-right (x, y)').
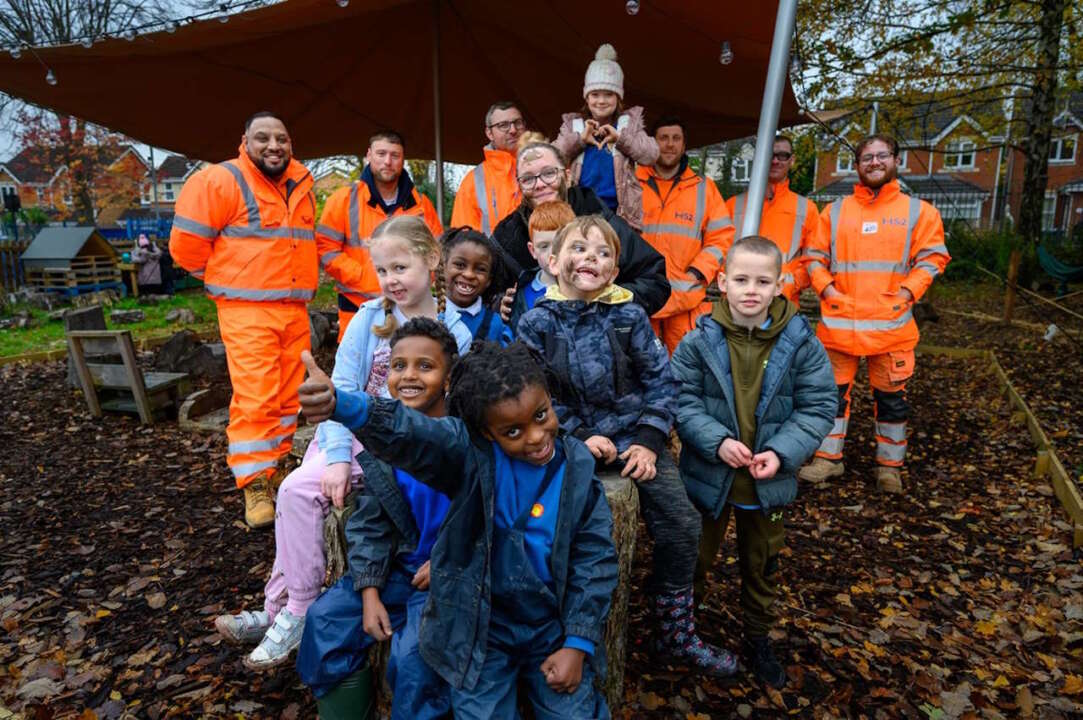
top-left (944, 140), bottom-right (976, 170)
top-left (897, 150), bottom-right (908, 169)
top-left (1049, 136), bottom-right (1077, 163)
top-left (1042, 193), bottom-right (1057, 231)
top-left (836, 149), bottom-right (854, 174)
top-left (939, 199), bottom-right (982, 222)
top-left (0, 184), bottom-right (15, 203)
top-left (164, 182), bottom-right (175, 201)
top-left (35, 188), bottom-right (45, 204)
top-left (141, 183), bottom-right (152, 205)
top-left (731, 144), bottom-right (753, 183)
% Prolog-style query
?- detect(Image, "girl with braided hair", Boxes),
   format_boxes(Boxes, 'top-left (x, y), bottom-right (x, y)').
top-left (441, 226), bottom-right (515, 345)
top-left (299, 341), bottom-right (617, 719)
top-left (215, 215), bottom-right (471, 671)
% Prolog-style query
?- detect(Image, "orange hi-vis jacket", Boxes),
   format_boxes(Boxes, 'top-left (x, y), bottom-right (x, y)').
top-left (170, 145), bottom-right (317, 303)
top-left (637, 163), bottom-right (733, 319)
top-left (726, 179), bottom-right (817, 303)
top-left (450, 146), bottom-right (520, 235)
top-left (316, 179), bottom-right (442, 308)
top-left (805, 179), bottom-right (950, 356)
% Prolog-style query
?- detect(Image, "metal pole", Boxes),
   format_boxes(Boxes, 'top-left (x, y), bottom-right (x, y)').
top-left (431, 0), bottom-right (444, 220)
top-left (740, 0), bottom-right (798, 239)
top-left (150, 145), bottom-right (161, 231)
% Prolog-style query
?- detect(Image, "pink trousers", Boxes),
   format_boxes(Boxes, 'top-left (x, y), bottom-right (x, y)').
top-left (263, 436), bottom-right (364, 619)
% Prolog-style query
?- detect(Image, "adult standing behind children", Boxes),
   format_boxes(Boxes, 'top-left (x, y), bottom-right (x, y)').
top-left (637, 116), bottom-right (734, 353)
top-left (316, 130), bottom-right (443, 341)
top-left (170, 111), bottom-right (316, 529)
top-left (554, 44), bottom-right (658, 231)
top-left (491, 138), bottom-right (670, 317)
top-left (517, 215), bottom-right (737, 677)
top-left (671, 236), bottom-right (837, 689)
top-left (726, 136), bottom-right (818, 304)
top-left (451, 102), bottom-right (525, 235)
top-left (797, 134), bottom-right (950, 494)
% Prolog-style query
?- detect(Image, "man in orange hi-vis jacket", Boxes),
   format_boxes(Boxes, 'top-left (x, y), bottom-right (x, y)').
top-left (451, 101), bottom-right (524, 235)
top-left (316, 129), bottom-right (442, 341)
top-left (798, 134), bottom-right (950, 494)
top-left (170, 112), bottom-right (317, 528)
top-left (726, 135), bottom-right (818, 304)
top-left (637, 115), bottom-right (734, 353)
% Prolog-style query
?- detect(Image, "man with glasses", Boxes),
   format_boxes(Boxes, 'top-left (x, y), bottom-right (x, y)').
top-left (636, 116), bottom-right (734, 353)
top-left (726, 135), bottom-right (819, 304)
top-left (491, 139), bottom-right (670, 315)
top-left (451, 102), bottom-right (526, 235)
top-left (798, 134), bottom-right (949, 494)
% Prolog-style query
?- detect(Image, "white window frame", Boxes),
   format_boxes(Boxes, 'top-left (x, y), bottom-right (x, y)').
top-left (836, 149), bottom-right (854, 174)
top-left (939, 198), bottom-right (982, 222)
top-left (1041, 192), bottom-right (1057, 231)
top-left (897, 150), bottom-right (908, 169)
top-left (163, 181), bottom-right (175, 201)
top-left (141, 182), bottom-right (153, 205)
top-left (1049, 135), bottom-right (1077, 164)
top-left (0, 184), bottom-right (16, 200)
top-left (944, 140), bottom-right (976, 170)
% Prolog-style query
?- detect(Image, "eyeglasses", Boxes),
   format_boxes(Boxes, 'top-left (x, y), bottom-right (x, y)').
top-left (517, 167), bottom-right (562, 189)
top-left (488, 119), bottom-right (525, 133)
top-left (772, 151), bottom-right (793, 161)
top-left (859, 151), bottom-right (894, 165)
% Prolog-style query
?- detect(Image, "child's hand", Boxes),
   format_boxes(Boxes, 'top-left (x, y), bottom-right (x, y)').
top-left (540, 647), bottom-right (584, 694)
top-left (749, 450), bottom-right (781, 481)
top-left (597, 123), bottom-right (619, 148)
top-left (499, 285), bottom-right (516, 323)
top-left (411, 561), bottom-right (431, 591)
top-left (584, 435), bottom-right (618, 463)
top-left (361, 588), bottom-right (393, 641)
top-left (580, 118), bottom-right (600, 147)
top-left (620, 444), bottom-right (657, 481)
top-left (718, 438), bottom-right (753, 468)
top-left (299, 351), bottom-right (336, 423)
top-left (320, 462), bottom-right (352, 509)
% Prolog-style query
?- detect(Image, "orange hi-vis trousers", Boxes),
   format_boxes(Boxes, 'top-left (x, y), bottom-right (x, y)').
top-left (217, 300), bottom-right (311, 488)
top-left (651, 300), bottom-right (712, 355)
top-left (814, 348), bottom-right (914, 467)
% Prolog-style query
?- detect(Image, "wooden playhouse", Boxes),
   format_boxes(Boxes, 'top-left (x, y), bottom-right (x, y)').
top-left (21, 226), bottom-right (123, 295)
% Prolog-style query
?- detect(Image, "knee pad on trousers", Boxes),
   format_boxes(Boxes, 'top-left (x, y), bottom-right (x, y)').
top-left (873, 388), bottom-right (909, 422)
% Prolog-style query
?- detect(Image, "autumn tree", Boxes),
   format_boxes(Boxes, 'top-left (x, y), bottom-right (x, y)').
top-left (795, 0), bottom-right (1082, 320)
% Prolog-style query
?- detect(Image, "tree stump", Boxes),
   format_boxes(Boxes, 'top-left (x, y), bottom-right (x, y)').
top-left (599, 472), bottom-right (640, 710)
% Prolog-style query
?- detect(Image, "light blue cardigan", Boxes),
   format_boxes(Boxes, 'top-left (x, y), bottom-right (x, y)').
top-left (316, 297), bottom-right (474, 465)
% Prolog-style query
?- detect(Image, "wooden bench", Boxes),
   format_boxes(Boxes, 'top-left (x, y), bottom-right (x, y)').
top-left (67, 329), bottom-right (190, 424)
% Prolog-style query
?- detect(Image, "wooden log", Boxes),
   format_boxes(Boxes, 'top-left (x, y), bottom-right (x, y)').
top-left (599, 472), bottom-right (640, 710)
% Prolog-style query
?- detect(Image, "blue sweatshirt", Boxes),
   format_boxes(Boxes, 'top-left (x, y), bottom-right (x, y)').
top-left (394, 468), bottom-right (451, 569)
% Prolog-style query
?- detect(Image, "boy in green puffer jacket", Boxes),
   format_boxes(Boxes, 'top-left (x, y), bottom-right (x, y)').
top-left (670, 236), bottom-right (837, 689)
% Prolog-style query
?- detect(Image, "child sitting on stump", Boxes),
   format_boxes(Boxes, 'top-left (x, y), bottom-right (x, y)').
top-left (298, 340), bottom-right (617, 720)
top-left (516, 214), bottom-right (736, 676)
top-left (670, 236), bottom-right (837, 688)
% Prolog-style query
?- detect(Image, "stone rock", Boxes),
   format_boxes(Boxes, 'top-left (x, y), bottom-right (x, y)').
top-left (175, 343), bottom-right (228, 380)
top-left (309, 310), bottom-right (331, 351)
top-left (110, 309), bottom-right (145, 324)
top-left (154, 330), bottom-right (199, 371)
top-left (140, 294), bottom-right (171, 305)
top-left (47, 309), bottom-right (68, 321)
top-left (24, 290), bottom-right (58, 311)
top-left (72, 289), bottom-right (119, 308)
top-left (165, 307), bottom-right (196, 324)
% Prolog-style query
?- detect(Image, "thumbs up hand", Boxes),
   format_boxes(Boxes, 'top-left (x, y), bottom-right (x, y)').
top-left (299, 350), bottom-right (337, 423)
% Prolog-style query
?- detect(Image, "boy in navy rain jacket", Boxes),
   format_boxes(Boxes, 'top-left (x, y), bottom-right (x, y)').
top-left (517, 215), bottom-right (736, 676)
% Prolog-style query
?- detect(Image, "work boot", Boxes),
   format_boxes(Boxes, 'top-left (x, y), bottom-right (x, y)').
top-left (243, 478), bottom-right (276, 529)
top-left (797, 457), bottom-right (844, 483)
top-left (875, 466), bottom-right (903, 494)
top-left (742, 634), bottom-right (787, 689)
top-left (651, 588), bottom-right (737, 677)
top-left (267, 464), bottom-right (289, 494)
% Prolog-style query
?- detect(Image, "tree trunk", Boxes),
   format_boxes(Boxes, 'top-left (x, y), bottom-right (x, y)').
top-left (1005, 0), bottom-right (1067, 322)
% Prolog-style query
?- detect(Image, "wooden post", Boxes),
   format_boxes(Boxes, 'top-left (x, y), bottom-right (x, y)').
top-left (1003, 247), bottom-right (1022, 323)
top-left (115, 331), bottom-right (153, 424)
top-left (66, 334), bottom-right (101, 418)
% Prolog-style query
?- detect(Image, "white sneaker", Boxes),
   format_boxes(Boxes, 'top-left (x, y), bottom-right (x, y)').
top-left (243, 609), bottom-right (305, 670)
top-left (214, 609), bottom-right (271, 644)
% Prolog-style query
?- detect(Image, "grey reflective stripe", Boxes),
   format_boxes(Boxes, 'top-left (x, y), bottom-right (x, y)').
top-left (818, 309), bottom-right (914, 332)
top-left (474, 164), bottom-right (491, 236)
top-left (832, 261), bottom-right (906, 273)
top-left (781, 272), bottom-right (795, 286)
top-left (786, 196), bottom-right (808, 263)
top-left (900, 196), bottom-right (921, 274)
top-left (229, 431), bottom-right (293, 455)
top-left (732, 193), bottom-right (747, 237)
top-left (173, 214), bottom-right (218, 238)
top-left (829, 417), bottom-right (849, 436)
top-left (347, 185), bottom-right (363, 247)
top-left (875, 422), bottom-right (907, 442)
top-left (876, 442), bottom-right (907, 463)
top-left (805, 248), bottom-right (830, 260)
top-left (692, 179), bottom-right (707, 240)
top-left (205, 284), bottom-right (315, 302)
top-left (703, 246), bottom-right (725, 261)
top-left (281, 414), bottom-right (297, 427)
top-left (320, 251), bottom-right (343, 268)
top-left (829, 199), bottom-right (843, 268)
top-left (220, 162), bottom-right (261, 226)
top-left (643, 223), bottom-right (699, 238)
top-left (807, 260), bottom-right (828, 274)
top-left (190, 268), bottom-right (206, 279)
top-left (913, 261), bottom-right (941, 278)
top-left (317, 223), bottom-right (347, 242)
top-left (914, 243), bottom-right (948, 258)
top-left (220, 225), bottom-right (315, 240)
top-left (705, 216), bottom-right (733, 232)
top-left (671, 279), bottom-right (704, 292)
top-left (336, 282), bottom-right (379, 299)
top-left (231, 458), bottom-right (278, 478)
top-left (818, 436), bottom-right (845, 455)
